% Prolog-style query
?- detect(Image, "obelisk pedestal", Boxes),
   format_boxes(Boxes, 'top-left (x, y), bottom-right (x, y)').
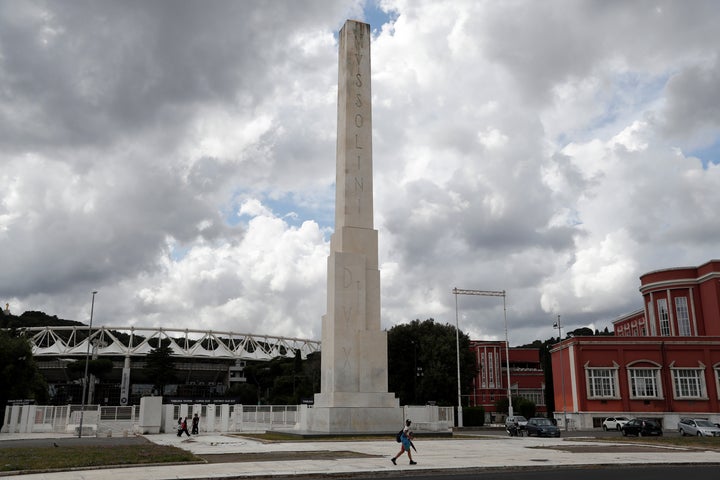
top-left (298, 19), bottom-right (401, 433)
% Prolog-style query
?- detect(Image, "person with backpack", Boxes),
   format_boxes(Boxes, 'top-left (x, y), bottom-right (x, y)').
top-left (390, 419), bottom-right (417, 465)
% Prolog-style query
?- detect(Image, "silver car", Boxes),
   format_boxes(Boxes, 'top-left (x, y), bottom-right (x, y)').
top-left (678, 418), bottom-right (720, 437)
top-left (505, 415), bottom-right (528, 429)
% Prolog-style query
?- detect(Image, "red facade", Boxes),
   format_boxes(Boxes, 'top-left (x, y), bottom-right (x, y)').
top-left (469, 340), bottom-right (546, 418)
top-left (551, 259), bottom-right (720, 428)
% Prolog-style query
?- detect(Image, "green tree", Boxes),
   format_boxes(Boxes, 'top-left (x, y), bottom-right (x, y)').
top-left (66, 358), bottom-right (114, 380)
top-left (244, 362), bottom-right (272, 404)
top-left (388, 318), bottom-right (475, 406)
top-left (463, 406), bottom-right (485, 426)
top-left (494, 396), bottom-right (536, 419)
top-left (0, 330), bottom-right (49, 426)
top-left (259, 351), bottom-right (320, 405)
top-left (519, 336), bottom-right (562, 419)
top-left (571, 327), bottom-right (594, 336)
top-left (224, 382), bottom-right (259, 404)
top-left (144, 344), bottom-right (176, 395)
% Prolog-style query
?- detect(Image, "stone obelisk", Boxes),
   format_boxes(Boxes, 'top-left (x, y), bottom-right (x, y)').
top-left (300, 19), bottom-right (401, 433)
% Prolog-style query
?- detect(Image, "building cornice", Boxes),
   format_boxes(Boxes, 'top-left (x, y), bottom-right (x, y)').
top-left (639, 259), bottom-right (720, 293)
top-left (550, 336), bottom-right (720, 352)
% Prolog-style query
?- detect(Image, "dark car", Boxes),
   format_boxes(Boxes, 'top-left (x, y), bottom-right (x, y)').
top-left (525, 417), bottom-right (561, 437)
top-left (621, 418), bottom-right (663, 437)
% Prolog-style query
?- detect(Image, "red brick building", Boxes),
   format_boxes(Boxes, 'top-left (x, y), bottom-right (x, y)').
top-left (551, 259), bottom-right (720, 429)
top-left (469, 340), bottom-right (546, 422)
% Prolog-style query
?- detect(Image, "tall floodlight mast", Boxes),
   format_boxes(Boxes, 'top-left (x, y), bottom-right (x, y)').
top-left (452, 288), bottom-right (512, 427)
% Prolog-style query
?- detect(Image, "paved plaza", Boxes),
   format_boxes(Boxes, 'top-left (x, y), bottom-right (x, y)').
top-left (3, 431), bottom-right (720, 479)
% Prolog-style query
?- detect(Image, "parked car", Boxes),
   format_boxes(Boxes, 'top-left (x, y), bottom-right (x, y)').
top-left (678, 418), bottom-right (720, 437)
top-left (621, 418), bottom-right (663, 437)
top-left (505, 416), bottom-right (528, 430)
top-left (602, 416), bottom-right (630, 431)
top-left (525, 417), bottom-right (561, 437)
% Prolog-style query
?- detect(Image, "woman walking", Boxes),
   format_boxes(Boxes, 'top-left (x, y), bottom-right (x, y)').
top-left (390, 419), bottom-right (416, 465)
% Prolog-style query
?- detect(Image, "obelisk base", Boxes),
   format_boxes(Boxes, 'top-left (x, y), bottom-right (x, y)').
top-left (297, 403), bottom-right (403, 433)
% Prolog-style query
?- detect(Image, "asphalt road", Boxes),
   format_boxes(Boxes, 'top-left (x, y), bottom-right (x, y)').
top-left (343, 465), bottom-right (718, 480)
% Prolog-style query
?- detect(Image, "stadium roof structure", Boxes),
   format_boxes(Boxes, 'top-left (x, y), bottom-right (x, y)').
top-left (16, 325), bottom-right (321, 361)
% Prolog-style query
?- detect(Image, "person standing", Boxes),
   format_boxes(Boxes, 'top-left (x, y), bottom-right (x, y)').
top-left (178, 417), bottom-right (191, 437)
top-left (390, 419), bottom-right (417, 465)
top-left (191, 413), bottom-right (199, 435)
top-left (176, 417), bottom-right (183, 437)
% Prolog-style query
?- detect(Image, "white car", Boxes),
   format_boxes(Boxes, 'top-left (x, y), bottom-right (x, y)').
top-left (678, 418), bottom-right (720, 437)
top-left (505, 415), bottom-right (528, 429)
top-left (602, 416), bottom-right (629, 431)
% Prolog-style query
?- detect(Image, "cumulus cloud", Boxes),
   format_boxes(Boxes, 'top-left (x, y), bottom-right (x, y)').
top-left (2, 0), bottom-right (719, 345)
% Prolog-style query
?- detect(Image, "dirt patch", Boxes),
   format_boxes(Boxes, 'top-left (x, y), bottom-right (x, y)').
top-left (534, 444), bottom-right (692, 453)
top-left (199, 450), bottom-right (380, 463)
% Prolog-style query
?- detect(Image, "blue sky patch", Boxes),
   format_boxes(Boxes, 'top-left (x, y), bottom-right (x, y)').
top-left (169, 243), bottom-right (191, 262)
top-left (264, 194), bottom-right (335, 231)
top-left (591, 73), bottom-right (667, 133)
top-left (230, 191), bottom-right (335, 236)
top-left (688, 136), bottom-right (720, 168)
top-left (363, 0), bottom-right (399, 34)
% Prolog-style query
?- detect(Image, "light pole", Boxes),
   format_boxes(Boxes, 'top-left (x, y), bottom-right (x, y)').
top-left (452, 288), bottom-right (512, 427)
top-left (501, 292), bottom-right (511, 418)
top-left (78, 291), bottom-right (97, 438)
top-left (411, 340), bottom-right (418, 404)
top-left (453, 291), bottom-right (463, 427)
top-left (553, 314), bottom-right (567, 431)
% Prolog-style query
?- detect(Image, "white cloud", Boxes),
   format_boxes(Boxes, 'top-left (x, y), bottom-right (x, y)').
top-left (2, 0), bottom-right (720, 346)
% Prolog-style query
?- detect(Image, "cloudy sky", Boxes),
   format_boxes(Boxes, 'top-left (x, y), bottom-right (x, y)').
top-left (1, 0), bottom-right (719, 346)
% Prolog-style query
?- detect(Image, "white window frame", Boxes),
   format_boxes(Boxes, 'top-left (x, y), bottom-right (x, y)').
top-left (585, 363), bottom-right (620, 399)
top-left (648, 299), bottom-right (657, 336)
top-left (488, 351), bottom-right (494, 388)
top-left (627, 363), bottom-right (663, 399)
top-left (658, 299), bottom-right (670, 336)
top-left (670, 364), bottom-right (707, 400)
top-left (675, 296), bottom-right (691, 336)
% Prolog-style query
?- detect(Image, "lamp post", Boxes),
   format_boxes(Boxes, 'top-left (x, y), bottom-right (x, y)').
top-left (453, 291), bottom-right (463, 427)
top-left (411, 340), bottom-right (418, 404)
top-left (452, 288), bottom-right (512, 427)
top-left (78, 291), bottom-right (97, 438)
top-left (501, 291), bottom-right (511, 418)
top-left (553, 314), bottom-right (567, 431)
